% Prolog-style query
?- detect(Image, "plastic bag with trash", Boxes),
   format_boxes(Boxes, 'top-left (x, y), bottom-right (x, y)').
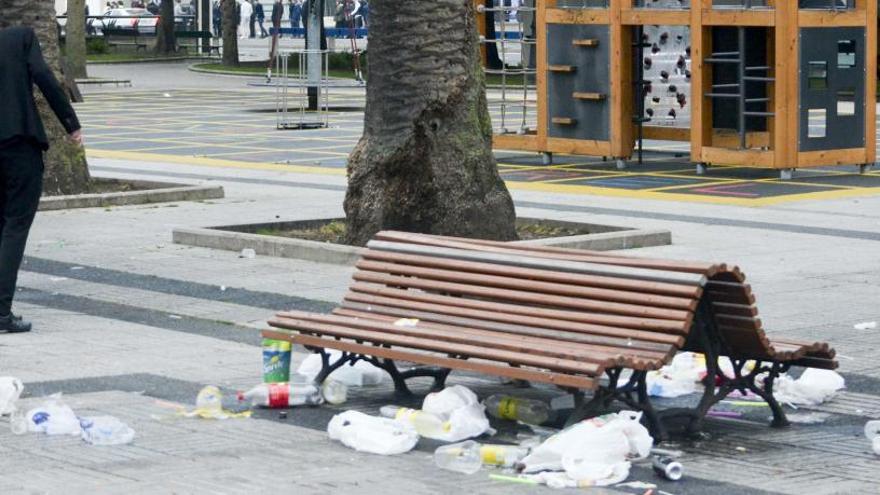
top-left (18, 393), bottom-right (82, 436)
top-left (298, 350), bottom-right (386, 387)
top-left (80, 416), bottom-right (135, 445)
top-left (0, 376), bottom-right (23, 416)
top-left (422, 385), bottom-right (494, 442)
top-left (518, 410), bottom-right (653, 487)
top-left (327, 410), bottom-right (419, 455)
top-left (773, 368), bottom-right (845, 406)
top-left (646, 352), bottom-right (704, 398)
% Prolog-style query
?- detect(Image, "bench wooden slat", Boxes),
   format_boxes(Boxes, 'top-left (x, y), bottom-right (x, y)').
top-left (362, 249), bottom-right (702, 298)
top-left (349, 283), bottom-right (690, 334)
top-left (329, 308), bottom-right (674, 370)
top-left (343, 292), bottom-right (687, 344)
top-left (366, 240), bottom-right (707, 287)
top-left (352, 271), bottom-right (694, 322)
top-left (356, 259), bottom-right (698, 311)
top-left (276, 311), bottom-right (650, 368)
top-left (337, 300), bottom-right (682, 351)
top-left (269, 315), bottom-right (603, 375)
top-left (263, 330), bottom-right (599, 390)
top-left (712, 301), bottom-right (759, 318)
top-left (375, 231), bottom-right (724, 276)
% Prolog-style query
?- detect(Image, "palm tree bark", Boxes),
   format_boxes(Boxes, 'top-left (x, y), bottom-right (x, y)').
top-left (154, 0), bottom-right (177, 54)
top-left (343, 0), bottom-right (516, 246)
top-left (0, 0), bottom-right (91, 195)
top-left (66, 0), bottom-right (88, 79)
top-left (221, 0), bottom-right (239, 66)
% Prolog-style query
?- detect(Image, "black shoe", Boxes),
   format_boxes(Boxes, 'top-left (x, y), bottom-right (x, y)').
top-left (0, 313), bottom-right (31, 333)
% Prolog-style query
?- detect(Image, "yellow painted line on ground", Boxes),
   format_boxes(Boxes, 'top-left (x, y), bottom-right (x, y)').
top-left (200, 144), bottom-right (353, 158)
top-left (754, 179), bottom-right (856, 190)
top-left (505, 176), bottom-right (880, 206)
top-left (640, 179), bottom-right (741, 192)
top-left (88, 149), bottom-right (348, 175)
top-left (88, 149), bottom-right (880, 206)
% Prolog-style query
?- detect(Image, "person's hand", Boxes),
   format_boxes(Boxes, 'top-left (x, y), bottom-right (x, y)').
top-left (69, 129), bottom-right (83, 146)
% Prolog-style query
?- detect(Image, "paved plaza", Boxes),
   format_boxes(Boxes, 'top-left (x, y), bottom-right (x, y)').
top-left (1, 61), bottom-right (879, 494)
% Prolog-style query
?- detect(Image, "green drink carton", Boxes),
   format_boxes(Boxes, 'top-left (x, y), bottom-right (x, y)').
top-left (262, 339), bottom-right (292, 383)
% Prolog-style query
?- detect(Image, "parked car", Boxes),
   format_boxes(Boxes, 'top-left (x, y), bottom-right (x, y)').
top-left (56, 15), bottom-right (101, 37)
top-left (99, 8), bottom-right (159, 35)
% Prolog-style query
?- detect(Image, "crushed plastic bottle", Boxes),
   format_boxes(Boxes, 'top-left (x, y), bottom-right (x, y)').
top-left (80, 416), bottom-right (135, 445)
top-left (240, 382), bottom-right (328, 408)
top-left (434, 440), bottom-right (482, 474)
top-left (379, 405), bottom-right (451, 439)
top-left (434, 441), bottom-right (531, 474)
top-left (483, 395), bottom-right (551, 425)
top-left (864, 420), bottom-right (880, 455)
top-left (0, 377), bottom-right (23, 415)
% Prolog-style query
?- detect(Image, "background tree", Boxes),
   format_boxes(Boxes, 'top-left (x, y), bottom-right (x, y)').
top-left (66, 0), bottom-right (87, 79)
top-left (0, 0), bottom-right (91, 195)
top-left (221, 0), bottom-right (239, 66)
top-left (343, 0), bottom-right (516, 245)
top-left (154, 0), bottom-right (177, 54)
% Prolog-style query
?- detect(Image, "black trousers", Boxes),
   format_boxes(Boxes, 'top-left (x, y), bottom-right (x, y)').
top-left (0, 142), bottom-right (43, 315)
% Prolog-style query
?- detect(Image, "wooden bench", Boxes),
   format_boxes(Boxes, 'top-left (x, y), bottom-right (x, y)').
top-left (103, 27), bottom-right (148, 52)
top-left (264, 231), bottom-right (837, 438)
top-left (176, 30), bottom-right (220, 56)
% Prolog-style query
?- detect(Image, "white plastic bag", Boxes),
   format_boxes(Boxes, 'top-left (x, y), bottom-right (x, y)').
top-left (646, 352), bottom-right (704, 398)
top-left (422, 385), bottom-right (494, 442)
top-left (519, 410), bottom-right (653, 475)
top-left (327, 410), bottom-right (418, 455)
top-left (0, 376), bottom-right (23, 416)
top-left (80, 416), bottom-right (136, 445)
top-left (298, 351), bottom-right (385, 387)
top-left (24, 393), bottom-right (82, 436)
top-left (774, 369), bottom-right (845, 406)
top-left (423, 385), bottom-right (478, 417)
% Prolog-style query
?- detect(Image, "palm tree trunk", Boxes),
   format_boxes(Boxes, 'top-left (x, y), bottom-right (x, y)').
top-left (343, 0), bottom-right (516, 246)
top-left (66, 0), bottom-right (88, 79)
top-left (221, 0), bottom-right (239, 66)
top-left (154, 0), bottom-right (177, 54)
top-left (0, 0), bottom-right (91, 195)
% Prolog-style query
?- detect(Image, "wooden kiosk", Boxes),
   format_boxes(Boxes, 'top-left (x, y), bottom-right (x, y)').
top-left (483, 0), bottom-right (877, 179)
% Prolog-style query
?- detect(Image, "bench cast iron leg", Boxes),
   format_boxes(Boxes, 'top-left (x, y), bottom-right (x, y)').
top-left (398, 367), bottom-right (452, 392)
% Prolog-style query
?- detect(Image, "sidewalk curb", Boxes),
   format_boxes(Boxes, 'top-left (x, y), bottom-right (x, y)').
top-left (89, 56), bottom-right (218, 65)
top-left (188, 64), bottom-right (265, 77)
top-left (40, 183), bottom-right (225, 211)
top-left (172, 218), bottom-right (671, 265)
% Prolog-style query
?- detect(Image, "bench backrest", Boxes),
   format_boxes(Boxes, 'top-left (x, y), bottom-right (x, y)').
top-left (348, 231), bottom-right (834, 367)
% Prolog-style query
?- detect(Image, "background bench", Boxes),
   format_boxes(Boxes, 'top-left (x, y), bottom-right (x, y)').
top-left (265, 231), bottom-right (837, 438)
top-left (176, 30), bottom-right (220, 56)
top-left (102, 27), bottom-right (148, 52)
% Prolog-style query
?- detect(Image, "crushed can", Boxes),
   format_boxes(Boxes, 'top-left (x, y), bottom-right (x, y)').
top-left (652, 455), bottom-right (683, 481)
top-left (262, 338), bottom-right (291, 383)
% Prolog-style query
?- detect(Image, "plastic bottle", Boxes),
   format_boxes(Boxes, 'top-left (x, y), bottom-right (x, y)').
top-left (483, 395), bottom-right (551, 425)
top-left (80, 416), bottom-right (136, 445)
top-left (864, 420), bottom-right (880, 455)
top-left (379, 406), bottom-right (451, 438)
top-left (434, 441), bottom-right (531, 474)
top-left (9, 408), bottom-right (28, 435)
top-left (434, 440), bottom-right (483, 474)
top-left (240, 383), bottom-right (325, 408)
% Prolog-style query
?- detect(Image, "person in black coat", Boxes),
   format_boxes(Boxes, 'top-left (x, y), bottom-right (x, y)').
top-left (0, 27), bottom-right (82, 333)
top-left (255, 1), bottom-right (268, 38)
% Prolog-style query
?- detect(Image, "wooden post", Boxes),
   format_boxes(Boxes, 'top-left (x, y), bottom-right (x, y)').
top-left (774, 0), bottom-right (799, 170)
top-left (690, 0), bottom-right (711, 164)
top-left (864, 0), bottom-right (877, 166)
top-left (609, 0), bottom-right (634, 160)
